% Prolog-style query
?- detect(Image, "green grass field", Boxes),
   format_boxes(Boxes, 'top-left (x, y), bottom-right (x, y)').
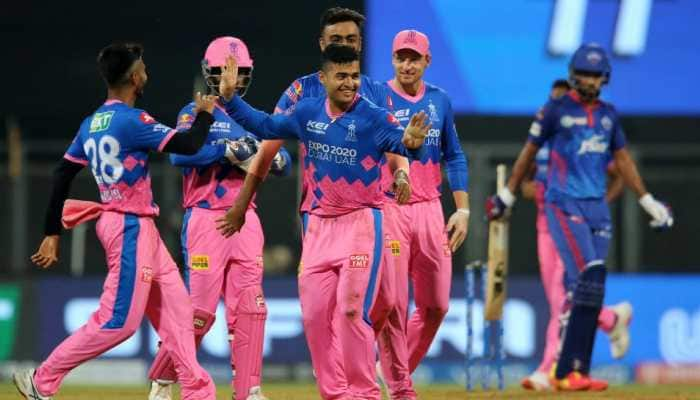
top-left (2, 383), bottom-right (700, 400)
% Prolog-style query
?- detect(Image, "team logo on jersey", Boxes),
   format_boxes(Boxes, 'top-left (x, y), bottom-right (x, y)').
top-left (428, 100), bottom-right (440, 122)
top-left (191, 255), bottom-right (209, 270)
top-left (560, 115), bottom-right (588, 128)
top-left (345, 120), bottom-right (357, 142)
top-left (306, 120), bottom-right (329, 134)
top-left (139, 112), bottom-right (156, 124)
top-left (601, 115), bottom-right (613, 131)
top-left (141, 266), bottom-right (153, 283)
top-left (89, 111), bottom-right (114, 133)
top-left (577, 134), bottom-right (608, 155)
top-left (292, 80), bottom-right (303, 95)
top-left (349, 254), bottom-right (369, 269)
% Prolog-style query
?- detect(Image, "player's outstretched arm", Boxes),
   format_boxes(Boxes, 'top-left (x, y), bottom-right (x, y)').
top-left (162, 93), bottom-right (217, 155)
top-left (614, 148), bottom-right (673, 230)
top-left (31, 158), bottom-right (84, 268)
top-left (486, 141), bottom-right (539, 220)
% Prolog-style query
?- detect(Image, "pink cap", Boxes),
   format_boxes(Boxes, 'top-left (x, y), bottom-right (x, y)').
top-left (203, 36), bottom-right (253, 68)
top-left (392, 30), bottom-right (430, 56)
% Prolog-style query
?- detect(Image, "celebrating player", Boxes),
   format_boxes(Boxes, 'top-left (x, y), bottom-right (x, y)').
top-left (219, 8), bottom-right (408, 398)
top-left (487, 43), bottom-right (673, 391)
top-left (15, 43), bottom-right (217, 400)
top-left (147, 37), bottom-right (290, 400)
top-left (519, 79), bottom-right (632, 391)
top-left (375, 30), bottom-right (469, 400)
top-left (216, 45), bottom-right (429, 400)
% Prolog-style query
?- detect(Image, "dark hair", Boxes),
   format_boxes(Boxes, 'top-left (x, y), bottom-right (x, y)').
top-left (552, 79), bottom-right (571, 90)
top-left (320, 43), bottom-right (360, 70)
top-left (97, 43), bottom-right (144, 88)
top-left (319, 7), bottom-right (365, 36)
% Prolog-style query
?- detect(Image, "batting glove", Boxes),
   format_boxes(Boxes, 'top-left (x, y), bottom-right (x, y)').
top-left (639, 193), bottom-right (673, 231)
top-left (486, 187), bottom-right (515, 221)
top-left (224, 136), bottom-right (258, 169)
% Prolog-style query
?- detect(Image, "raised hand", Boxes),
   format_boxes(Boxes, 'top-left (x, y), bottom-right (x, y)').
top-left (193, 92), bottom-right (217, 115)
top-left (392, 169), bottom-right (411, 204)
top-left (219, 55), bottom-right (238, 101)
top-left (30, 235), bottom-right (60, 269)
top-left (402, 111), bottom-right (431, 149)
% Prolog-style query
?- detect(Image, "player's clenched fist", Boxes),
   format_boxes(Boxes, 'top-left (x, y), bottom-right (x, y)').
top-left (194, 92), bottom-right (217, 115)
top-left (402, 110), bottom-right (430, 149)
top-left (31, 235), bottom-right (60, 269)
top-left (219, 55), bottom-right (238, 101)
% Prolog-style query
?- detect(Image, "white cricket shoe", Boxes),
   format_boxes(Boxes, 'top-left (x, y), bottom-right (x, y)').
top-left (520, 370), bottom-right (552, 391)
top-left (148, 380), bottom-right (173, 400)
top-left (609, 301), bottom-right (633, 359)
top-left (245, 386), bottom-right (269, 400)
top-left (12, 369), bottom-right (52, 400)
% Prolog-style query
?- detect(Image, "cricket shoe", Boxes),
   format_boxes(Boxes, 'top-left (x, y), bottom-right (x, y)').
top-left (551, 371), bottom-right (591, 391)
top-left (148, 380), bottom-right (173, 400)
top-left (586, 377), bottom-right (609, 391)
top-left (245, 386), bottom-right (269, 400)
top-left (609, 301), bottom-right (633, 359)
top-left (12, 369), bottom-right (52, 400)
top-left (521, 370), bottom-right (552, 391)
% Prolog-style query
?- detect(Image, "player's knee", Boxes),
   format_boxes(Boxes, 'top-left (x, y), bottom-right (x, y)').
top-left (573, 262), bottom-right (606, 308)
top-left (343, 307), bottom-right (361, 320)
top-left (424, 305), bottom-right (449, 323)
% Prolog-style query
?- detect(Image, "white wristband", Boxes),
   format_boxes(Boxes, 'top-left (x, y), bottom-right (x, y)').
top-left (498, 187), bottom-right (516, 207)
top-left (638, 193), bottom-right (655, 210)
top-left (456, 208), bottom-right (470, 217)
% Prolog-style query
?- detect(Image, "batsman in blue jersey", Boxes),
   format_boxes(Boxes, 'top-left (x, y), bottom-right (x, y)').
top-left (487, 44), bottom-right (673, 391)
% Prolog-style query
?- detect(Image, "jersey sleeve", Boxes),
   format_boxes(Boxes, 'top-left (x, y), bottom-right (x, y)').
top-left (610, 110), bottom-right (627, 152)
top-left (440, 98), bottom-right (469, 192)
top-left (223, 95), bottom-right (301, 140)
top-left (527, 101), bottom-right (558, 147)
top-left (169, 105), bottom-right (226, 167)
top-left (274, 79), bottom-right (304, 114)
top-left (129, 110), bottom-right (177, 152)
top-left (63, 128), bottom-right (89, 166)
top-left (373, 109), bottom-right (424, 159)
top-left (364, 78), bottom-right (392, 110)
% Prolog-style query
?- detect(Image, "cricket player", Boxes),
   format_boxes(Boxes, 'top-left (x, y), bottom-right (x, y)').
top-left (15, 43), bottom-right (218, 400)
top-left (147, 37), bottom-right (291, 400)
top-left (520, 79), bottom-right (632, 391)
top-left (375, 30), bottom-right (469, 400)
top-left (219, 8), bottom-right (409, 398)
top-left (216, 45), bottom-right (430, 400)
top-left (487, 43), bottom-right (673, 391)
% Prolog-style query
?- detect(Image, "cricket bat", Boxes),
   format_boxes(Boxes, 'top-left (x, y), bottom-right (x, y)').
top-left (484, 164), bottom-right (509, 321)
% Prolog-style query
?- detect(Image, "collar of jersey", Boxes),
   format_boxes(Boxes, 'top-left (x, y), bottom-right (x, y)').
top-left (325, 94), bottom-right (360, 121)
top-left (387, 79), bottom-right (426, 103)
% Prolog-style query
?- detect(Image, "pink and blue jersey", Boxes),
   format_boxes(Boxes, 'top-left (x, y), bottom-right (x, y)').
top-left (224, 94), bottom-right (423, 217)
top-left (380, 81), bottom-right (468, 202)
top-left (63, 99), bottom-right (177, 216)
top-left (275, 72), bottom-right (393, 213)
top-left (528, 91), bottom-right (626, 201)
top-left (170, 102), bottom-right (289, 210)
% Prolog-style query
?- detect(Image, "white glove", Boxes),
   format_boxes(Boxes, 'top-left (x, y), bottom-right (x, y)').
top-left (639, 193), bottom-right (673, 230)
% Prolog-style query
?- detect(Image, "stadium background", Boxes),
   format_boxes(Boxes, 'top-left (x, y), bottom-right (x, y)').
top-left (1, 0), bottom-right (699, 389)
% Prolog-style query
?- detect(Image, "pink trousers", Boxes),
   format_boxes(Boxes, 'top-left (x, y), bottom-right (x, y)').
top-left (35, 211), bottom-right (215, 399)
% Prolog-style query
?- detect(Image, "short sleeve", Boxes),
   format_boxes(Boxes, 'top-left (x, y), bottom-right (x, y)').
top-left (610, 112), bottom-right (627, 152)
top-left (63, 128), bottom-right (88, 166)
top-left (130, 110), bottom-right (177, 152)
top-left (527, 101), bottom-right (558, 147)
